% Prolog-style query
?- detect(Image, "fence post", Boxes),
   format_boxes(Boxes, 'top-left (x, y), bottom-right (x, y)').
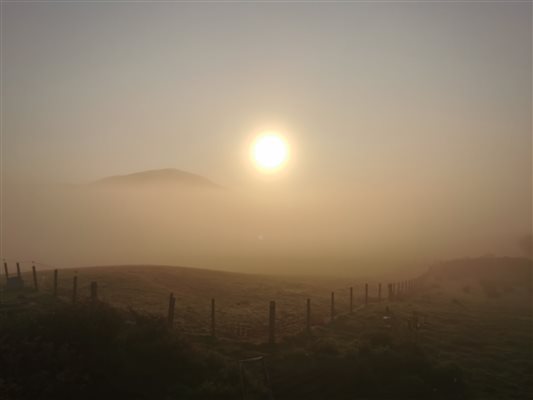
top-left (53, 269), bottom-right (58, 297)
top-left (16, 262), bottom-right (21, 279)
top-left (269, 301), bottom-right (276, 345)
top-left (388, 283), bottom-right (392, 301)
top-left (211, 298), bottom-right (216, 338)
top-left (330, 291), bottom-right (335, 321)
top-left (365, 283), bottom-right (368, 306)
top-left (3, 262), bottom-right (8, 283)
top-left (167, 292), bottom-right (175, 327)
top-left (72, 275), bottom-right (78, 303)
top-left (90, 281), bottom-right (98, 302)
top-left (378, 283), bottom-right (382, 303)
top-left (32, 265), bottom-right (38, 291)
top-left (350, 286), bottom-right (353, 313)
top-left (306, 298), bottom-right (311, 334)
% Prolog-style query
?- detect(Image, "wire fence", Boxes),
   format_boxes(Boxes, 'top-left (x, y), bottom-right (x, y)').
top-left (1, 259), bottom-right (425, 343)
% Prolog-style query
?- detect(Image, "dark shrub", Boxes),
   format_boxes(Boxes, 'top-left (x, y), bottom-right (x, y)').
top-left (0, 302), bottom-right (240, 400)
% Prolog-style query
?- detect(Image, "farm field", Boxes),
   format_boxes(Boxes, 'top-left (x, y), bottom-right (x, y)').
top-left (2, 257), bottom-right (531, 399)
top-left (18, 264), bottom-right (375, 340)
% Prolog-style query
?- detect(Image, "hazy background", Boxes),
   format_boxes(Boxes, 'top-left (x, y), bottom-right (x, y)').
top-left (1, 2), bottom-right (531, 275)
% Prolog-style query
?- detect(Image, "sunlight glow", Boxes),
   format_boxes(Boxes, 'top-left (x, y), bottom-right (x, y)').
top-left (251, 133), bottom-right (289, 172)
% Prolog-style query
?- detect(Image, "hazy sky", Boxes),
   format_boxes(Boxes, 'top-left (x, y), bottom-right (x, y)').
top-left (1, 1), bottom-right (531, 271)
top-left (3, 2), bottom-right (530, 185)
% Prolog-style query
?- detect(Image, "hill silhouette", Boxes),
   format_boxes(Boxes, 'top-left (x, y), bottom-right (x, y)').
top-left (93, 168), bottom-right (221, 189)
top-left (426, 256), bottom-right (532, 288)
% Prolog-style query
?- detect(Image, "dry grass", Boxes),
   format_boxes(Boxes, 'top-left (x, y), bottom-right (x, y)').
top-left (23, 265), bottom-right (373, 340)
top-left (11, 258), bottom-right (532, 399)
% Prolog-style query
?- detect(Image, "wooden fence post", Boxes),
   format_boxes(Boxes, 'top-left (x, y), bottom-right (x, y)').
top-left (268, 301), bottom-right (276, 345)
top-left (167, 292), bottom-right (175, 327)
top-left (378, 283), bottom-right (382, 303)
top-left (72, 275), bottom-right (78, 303)
top-left (90, 281), bottom-right (98, 302)
top-left (16, 262), bottom-right (21, 278)
top-left (32, 265), bottom-right (38, 291)
top-left (365, 283), bottom-right (368, 305)
top-left (306, 298), bottom-right (311, 334)
top-left (211, 298), bottom-right (216, 338)
top-left (330, 291), bottom-right (335, 321)
top-left (350, 286), bottom-right (353, 313)
top-left (3, 262), bottom-right (9, 283)
top-left (53, 269), bottom-right (58, 297)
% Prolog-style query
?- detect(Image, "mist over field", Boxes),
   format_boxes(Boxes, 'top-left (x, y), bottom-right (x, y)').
top-left (1, 2), bottom-right (532, 399)
top-left (2, 2), bottom-right (531, 277)
top-left (2, 169), bottom-right (530, 275)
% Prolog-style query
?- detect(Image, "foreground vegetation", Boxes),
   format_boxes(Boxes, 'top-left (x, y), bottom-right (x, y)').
top-left (0, 300), bottom-right (242, 400)
top-left (0, 297), bottom-right (468, 400)
top-left (1, 256), bottom-right (531, 399)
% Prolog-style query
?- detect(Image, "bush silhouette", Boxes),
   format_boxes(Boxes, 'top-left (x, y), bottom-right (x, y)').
top-left (0, 301), bottom-right (240, 400)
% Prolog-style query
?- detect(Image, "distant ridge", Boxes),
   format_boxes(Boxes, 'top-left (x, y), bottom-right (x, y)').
top-left (426, 256), bottom-right (532, 286)
top-left (93, 168), bottom-right (221, 189)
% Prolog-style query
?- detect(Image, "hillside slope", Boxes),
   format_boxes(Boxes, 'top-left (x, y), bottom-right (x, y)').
top-left (9, 257), bottom-right (533, 399)
top-left (28, 265), bottom-right (365, 339)
top-left (93, 168), bottom-right (221, 189)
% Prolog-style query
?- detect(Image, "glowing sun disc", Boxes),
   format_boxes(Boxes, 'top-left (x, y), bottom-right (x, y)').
top-left (251, 133), bottom-right (289, 171)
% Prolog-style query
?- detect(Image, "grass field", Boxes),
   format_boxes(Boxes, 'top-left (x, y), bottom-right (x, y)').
top-left (18, 265), bottom-right (373, 340)
top-left (2, 256), bottom-right (532, 399)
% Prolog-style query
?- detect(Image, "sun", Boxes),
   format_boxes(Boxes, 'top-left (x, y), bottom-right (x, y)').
top-left (251, 133), bottom-right (289, 172)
